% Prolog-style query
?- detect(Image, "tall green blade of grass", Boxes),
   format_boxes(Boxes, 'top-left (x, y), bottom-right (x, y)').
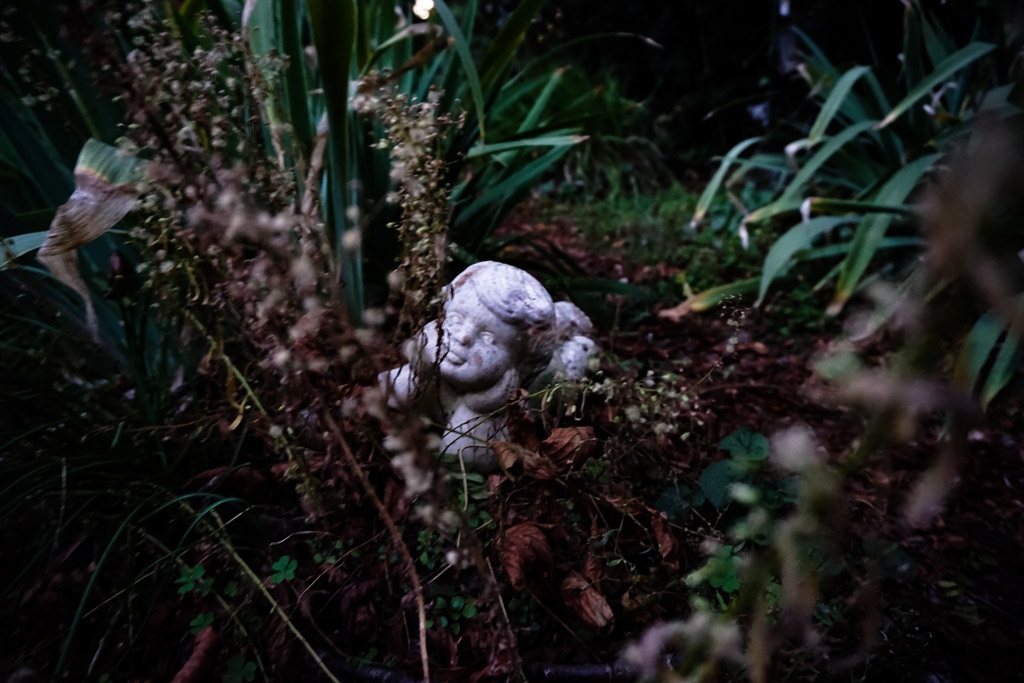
top-left (901, 2), bottom-right (926, 88)
top-left (793, 26), bottom-right (839, 82)
top-left (828, 152), bottom-right (940, 314)
top-left (307, 0), bottom-right (361, 322)
top-left (516, 67), bottom-right (564, 134)
top-left (860, 70), bottom-right (904, 161)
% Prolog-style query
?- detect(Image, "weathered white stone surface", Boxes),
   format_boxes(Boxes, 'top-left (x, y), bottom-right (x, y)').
top-left (379, 261), bottom-right (597, 471)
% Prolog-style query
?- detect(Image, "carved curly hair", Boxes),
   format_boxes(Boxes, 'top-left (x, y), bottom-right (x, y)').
top-left (447, 261), bottom-right (557, 376)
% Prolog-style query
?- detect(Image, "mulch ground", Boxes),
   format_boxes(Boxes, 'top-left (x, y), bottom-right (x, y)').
top-left (494, 205), bottom-right (1024, 681)
top-left (4, 203), bottom-right (1024, 682)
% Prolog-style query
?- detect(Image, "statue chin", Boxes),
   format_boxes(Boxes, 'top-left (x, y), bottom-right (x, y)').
top-left (378, 261), bottom-right (598, 473)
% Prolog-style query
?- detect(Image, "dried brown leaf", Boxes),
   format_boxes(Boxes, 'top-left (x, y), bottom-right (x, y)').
top-left (492, 440), bottom-right (563, 480)
top-left (491, 440), bottom-right (531, 473)
top-left (521, 451), bottom-right (563, 480)
top-left (540, 426), bottom-right (598, 467)
top-left (646, 507), bottom-right (678, 569)
top-left (560, 571), bottom-right (614, 629)
top-left (499, 522), bottom-right (553, 591)
top-left (584, 554), bottom-right (603, 584)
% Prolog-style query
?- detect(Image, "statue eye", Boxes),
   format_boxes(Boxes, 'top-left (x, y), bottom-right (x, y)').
top-left (447, 313), bottom-right (463, 326)
top-left (480, 332), bottom-right (495, 345)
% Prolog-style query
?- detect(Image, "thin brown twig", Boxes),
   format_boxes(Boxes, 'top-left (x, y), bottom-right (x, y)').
top-left (322, 410), bottom-right (431, 683)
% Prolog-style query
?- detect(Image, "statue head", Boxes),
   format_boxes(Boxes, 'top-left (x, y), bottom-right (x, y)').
top-left (380, 261), bottom-right (596, 472)
top-left (438, 261), bottom-right (556, 392)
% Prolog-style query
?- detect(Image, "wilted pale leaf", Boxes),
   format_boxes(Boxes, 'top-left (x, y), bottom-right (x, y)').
top-left (38, 139), bottom-right (144, 336)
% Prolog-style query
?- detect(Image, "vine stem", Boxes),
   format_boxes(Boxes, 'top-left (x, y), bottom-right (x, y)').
top-left (322, 410), bottom-right (432, 683)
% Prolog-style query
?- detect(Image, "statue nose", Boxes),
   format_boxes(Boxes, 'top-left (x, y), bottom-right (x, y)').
top-left (448, 319), bottom-right (473, 347)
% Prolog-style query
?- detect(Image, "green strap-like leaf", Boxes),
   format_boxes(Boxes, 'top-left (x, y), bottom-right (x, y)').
top-left (687, 278), bottom-right (760, 313)
top-left (517, 67), bottom-right (564, 134)
top-left (955, 295), bottom-right (1024, 410)
top-left (793, 26), bottom-right (839, 82)
top-left (800, 236), bottom-right (924, 263)
top-left (478, 0), bottom-right (548, 90)
top-left (433, 0), bottom-right (487, 141)
top-left (877, 42), bottom-right (997, 129)
top-left (957, 309), bottom-right (1006, 391)
top-left (920, 7), bottom-right (957, 73)
top-left (0, 99), bottom-right (74, 206)
top-left (828, 152), bottom-right (940, 314)
top-left (363, 23), bottom-right (443, 73)
top-left (757, 216), bottom-right (854, 305)
top-left (901, 2), bottom-right (926, 100)
top-left (456, 145), bottom-right (569, 227)
top-left (467, 134), bottom-right (586, 159)
top-left (245, 0), bottom-right (314, 158)
top-left (747, 120), bottom-right (878, 225)
top-left (983, 326), bottom-right (1021, 409)
top-left (0, 231), bottom-right (49, 268)
top-left (307, 0), bottom-right (361, 322)
top-left (690, 136), bottom-right (762, 229)
top-left (806, 66), bottom-right (872, 146)
top-left (801, 197), bottom-right (916, 218)
top-left (279, 0), bottom-right (314, 155)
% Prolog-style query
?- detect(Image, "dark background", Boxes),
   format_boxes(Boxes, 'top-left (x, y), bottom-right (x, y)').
top-left (484, 0), bottom-right (1014, 172)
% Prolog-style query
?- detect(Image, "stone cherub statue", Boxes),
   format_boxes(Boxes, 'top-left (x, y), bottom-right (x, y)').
top-left (379, 261), bottom-right (596, 472)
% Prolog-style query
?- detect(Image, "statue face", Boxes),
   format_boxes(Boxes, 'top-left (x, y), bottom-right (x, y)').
top-left (439, 287), bottom-right (521, 391)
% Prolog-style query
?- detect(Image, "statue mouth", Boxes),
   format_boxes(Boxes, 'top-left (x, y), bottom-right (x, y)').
top-left (443, 350), bottom-right (467, 366)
